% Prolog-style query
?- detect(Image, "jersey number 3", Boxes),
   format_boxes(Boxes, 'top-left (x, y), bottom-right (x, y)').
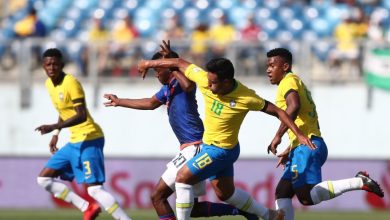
top-left (83, 161), bottom-right (92, 175)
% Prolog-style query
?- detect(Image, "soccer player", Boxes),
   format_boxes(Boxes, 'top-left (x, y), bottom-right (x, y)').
top-left (265, 48), bottom-right (384, 220)
top-left (138, 52), bottom-right (318, 220)
top-left (104, 41), bottom-right (258, 220)
top-left (35, 48), bottom-right (131, 220)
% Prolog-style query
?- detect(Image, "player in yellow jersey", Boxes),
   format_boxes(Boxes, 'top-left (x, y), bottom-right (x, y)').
top-left (35, 48), bottom-right (131, 220)
top-left (266, 48), bottom-right (384, 220)
top-left (137, 43), bottom-right (318, 220)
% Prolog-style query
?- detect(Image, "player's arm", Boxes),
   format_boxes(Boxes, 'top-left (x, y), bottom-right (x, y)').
top-left (139, 58), bottom-right (192, 79)
top-left (103, 94), bottom-right (162, 110)
top-left (35, 98), bottom-right (87, 134)
top-left (261, 100), bottom-right (316, 150)
top-left (268, 90), bottom-right (300, 154)
top-left (172, 70), bottom-right (195, 92)
top-left (276, 146), bottom-right (291, 169)
top-left (59, 98), bottom-right (88, 128)
top-left (158, 40), bottom-right (195, 92)
top-left (48, 117), bottom-right (62, 154)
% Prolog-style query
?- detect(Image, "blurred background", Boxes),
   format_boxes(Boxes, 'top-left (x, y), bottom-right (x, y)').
top-left (0, 0), bottom-right (390, 217)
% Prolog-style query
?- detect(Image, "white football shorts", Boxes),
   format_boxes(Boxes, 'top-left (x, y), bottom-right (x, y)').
top-left (161, 144), bottom-right (206, 197)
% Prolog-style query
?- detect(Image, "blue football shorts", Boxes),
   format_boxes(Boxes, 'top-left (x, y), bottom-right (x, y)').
top-left (282, 136), bottom-right (328, 188)
top-left (45, 137), bottom-right (106, 184)
top-left (187, 143), bottom-right (240, 181)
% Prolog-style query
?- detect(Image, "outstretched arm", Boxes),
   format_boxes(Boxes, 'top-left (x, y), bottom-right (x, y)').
top-left (139, 58), bottom-right (192, 79)
top-left (261, 100), bottom-right (316, 150)
top-left (35, 98), bottom-right (88, 135)
top-left (103, 94), bottom-right (162, 110)
top-left (268, 91), bottom-right (300, 154)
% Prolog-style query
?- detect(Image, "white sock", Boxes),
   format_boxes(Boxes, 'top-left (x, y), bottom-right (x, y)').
top-left (175, 182), bottom-right (194, 220)
top-left (310, 178), bottom-right (363, 204)
top-left (225, 188), bottom-right (268, 219)
top-left (37, 177), bottom-right (88, 211)
top-left (87, 185), bottom-right (131, 220)
top-left (275, 198), bottom-right (294, 220)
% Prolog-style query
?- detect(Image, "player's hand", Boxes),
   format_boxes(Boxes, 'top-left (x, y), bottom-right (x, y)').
top-left (159, 40), bottom-right (171, 57)
top-left (276, 151), bottom-right (289, 170)
top-left (49, 135), bottom-right (59, 154)
top-left (297, 134), bottom-right (317, 150)
top-left (138, 60), bottom-right (149, 79)
top-left (35, 124), bottom-right (57, 135)
top-left (103, 94), bottom-right (120, 107)
top-left (267, 136), bottom-right (281, 155)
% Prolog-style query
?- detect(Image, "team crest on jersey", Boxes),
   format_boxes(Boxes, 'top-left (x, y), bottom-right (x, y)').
top-left (59, 92), bottom-right (64, 101)
top-left (229, 100), bottom-right (236, 107)
top-left (192, 67), bottom-right (202, 73)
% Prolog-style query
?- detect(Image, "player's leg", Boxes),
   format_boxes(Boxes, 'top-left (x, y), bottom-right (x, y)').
top-left (153, 145), bottom-right (202, 220)
top-left (175, 164), bottom-right (198, 220)
top-left (175, 143), bottom-right (237, 220)
top-left (150, 178), bottom-right (176, 220)
top-left (275, 179), bottom-right (295, 220)
top-left (37, 167), bottom-right (90, 212)
top-left (177, 143), bottom-right (283, 220)
top-left (288, 136), bottom-right (328, 206)
top-left (37, 144), bottom-right (90, 212)
top-left (308, 171), bottom-right (384, 205)
top-left (79, 138), bottom-right (131, 220)
top-left (217, 175), bottom-right (283, 220)
top-left (191, 181), bottom-right (258, 220)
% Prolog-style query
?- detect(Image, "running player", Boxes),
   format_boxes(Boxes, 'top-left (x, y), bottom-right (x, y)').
top-left (265, 48), bottom-right (384, 220)
top-left (104, 41), bottom-right (257, 220)
top-left (137, 49), bottom-right (317, 220)
top-left (35, 48), bottom-right (131, 220)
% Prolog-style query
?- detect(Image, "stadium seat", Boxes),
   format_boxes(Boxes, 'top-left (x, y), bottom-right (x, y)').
top-left (215, 0), bottom-right (238, 10)
top-left (310, 17), bottom-right (332, 38)
top-left (285, 18), bottom-right (305, 39)
top-left (311, 41), bottom-right (333, 62)
top-left (145, 0), bottom-right (169, 11)
top-left (181, 7), bottom-right (201, 31)
top-left (239, 0), bottom-right (258, 9)
top-left (254, 7), bottom-right (273, 24)
top-left (301, 30), bottom-right (319, 42)
top-left (228, 6), bottom-right (251, 30)
top-left (134, 6), bottom-right (158, 37)
top-left (262, 19), bottom-right (279, 38)
top-left (275, 30), bottom-right (293, 43)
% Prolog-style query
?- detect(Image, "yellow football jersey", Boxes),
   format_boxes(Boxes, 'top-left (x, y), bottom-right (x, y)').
top-left (45, 74), bottom-right (103, 143)
top-left (185, 64), bottom-right (265, 149)
top-left (276, 73), bottom-right (321, 148)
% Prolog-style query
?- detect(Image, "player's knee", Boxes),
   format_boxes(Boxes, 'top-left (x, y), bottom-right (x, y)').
top-left (150, 189), bottom-right (165, 205)
top-left (218, 192), bottom-right (231, 201)
top-left (296, 196), bottom-right (314, 206)
top-left (37, 177), bottom-right (53, 190)
top-left (175, 170), bottom-right (189, 184)
top-left (87, 185), bottom-right (103, 197)
top-left (217, 188), bottom-right (234, 201)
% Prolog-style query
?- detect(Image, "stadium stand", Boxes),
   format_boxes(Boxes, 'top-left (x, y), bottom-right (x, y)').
top-left (0, 0), bottom-right (389, 78)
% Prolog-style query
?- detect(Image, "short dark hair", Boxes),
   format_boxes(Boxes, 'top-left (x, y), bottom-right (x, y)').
top-left (267, 48), bottom-right (293, 66)
top-left (42, 48), bottom-right (63, 59)
top-left (205, 58), bottom-right (234, 81)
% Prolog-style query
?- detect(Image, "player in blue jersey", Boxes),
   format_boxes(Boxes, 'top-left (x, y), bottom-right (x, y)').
top-left (35, 48), bottom-right (131, 220)
top-left (266, 48), bottom-right (384, 220)
top-left (104, 41), bottom-right (257, 220)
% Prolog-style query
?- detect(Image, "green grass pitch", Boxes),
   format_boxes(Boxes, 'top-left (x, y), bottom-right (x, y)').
top-left (0, 209), bottom-right (389, 220)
